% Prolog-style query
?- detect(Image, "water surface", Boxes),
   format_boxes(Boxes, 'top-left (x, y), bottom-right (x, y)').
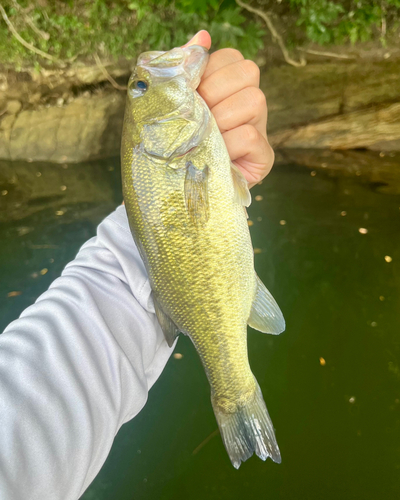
top-left (1, 155), bottom-right (399, 499)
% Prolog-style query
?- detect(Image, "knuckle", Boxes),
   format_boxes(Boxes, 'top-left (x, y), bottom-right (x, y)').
top-left (241, 60), bottom-right (260, 82)
top-left (244, 124), bottom-right (259, 144)
top-left (220, 48), bottom-right (244, 62)
top-left (267, 143), bottom-right (275, 170)
top-left (248, 87), bottom-right (267, 110)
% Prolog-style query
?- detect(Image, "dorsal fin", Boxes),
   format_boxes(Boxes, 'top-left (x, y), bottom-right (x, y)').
top-left (231, 163), bottom-right (251, 207)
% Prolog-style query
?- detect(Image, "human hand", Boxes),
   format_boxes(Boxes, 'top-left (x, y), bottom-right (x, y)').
top-left (184, 31), bottom-right (274, 188)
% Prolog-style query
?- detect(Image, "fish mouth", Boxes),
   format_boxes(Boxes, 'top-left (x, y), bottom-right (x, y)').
top-left (137, 45), bottom-right (209, 89)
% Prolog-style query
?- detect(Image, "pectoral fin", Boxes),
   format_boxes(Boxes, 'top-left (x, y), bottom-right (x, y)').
top-left (184, 162), bottom-right (209, 224)
top-left (248, 275), bottom-right (285, 335)
top-left (231, 162), bottom-right (251, 207)
top-left (153, 296), bottom-right (180, 347)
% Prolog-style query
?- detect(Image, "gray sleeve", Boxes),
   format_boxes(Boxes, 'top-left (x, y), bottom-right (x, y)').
top-left (0, 205), bottom-right (174, 500)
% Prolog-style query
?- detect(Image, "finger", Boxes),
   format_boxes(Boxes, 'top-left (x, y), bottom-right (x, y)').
top-left (202, 48), bottom-right (244, 80)
top-left (211, 87), bottom-right (267, 137)
top-left (222, 124), bottom-right (275, 185)
top-left (182, 30), bottom-right (211, 50)
top-left (223, 124), bottom-right (272, 166)
top-left (198, 59), bottom-right (260, 109)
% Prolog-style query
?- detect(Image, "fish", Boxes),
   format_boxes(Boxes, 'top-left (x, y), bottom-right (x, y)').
top-left (121, 44), bottom-right (285, 469)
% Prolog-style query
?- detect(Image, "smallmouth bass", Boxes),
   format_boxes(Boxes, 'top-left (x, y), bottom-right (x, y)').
top-left (121, 44), bottom-right (285, 468)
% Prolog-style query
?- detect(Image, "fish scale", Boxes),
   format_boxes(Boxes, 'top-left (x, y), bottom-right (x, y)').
top-left (121, 44), bottom-right (285, 468)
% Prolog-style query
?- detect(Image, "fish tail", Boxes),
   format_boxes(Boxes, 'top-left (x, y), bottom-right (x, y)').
top-left (212, 382), bottom-right (281, 469)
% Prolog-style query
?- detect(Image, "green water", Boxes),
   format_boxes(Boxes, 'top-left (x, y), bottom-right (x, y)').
top-left (1, 156), bottom-right (399, 499)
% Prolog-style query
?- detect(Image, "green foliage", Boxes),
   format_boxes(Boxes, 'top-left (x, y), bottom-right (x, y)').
top-left (209, 7), bottom-right (265, 55)
top-left (289, 0), bottom-right (400, 45)
top-left (0, 0), bottom-right (399, 67)
top-left (292, 0), bottom-right (344, 45)
top-left (0, 0), bottom-right (264, 65)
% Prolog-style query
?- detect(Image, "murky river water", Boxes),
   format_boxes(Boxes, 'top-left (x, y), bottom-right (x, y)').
top-left (1, 154), bottom-right (399, 499)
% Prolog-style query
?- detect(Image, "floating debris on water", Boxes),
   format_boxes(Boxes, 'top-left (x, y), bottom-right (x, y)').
top-left (55, 210), bottom-right (64, 216)
top-left (60, 185), bottom-right (67, 191)
top-left (371, 321), bottom-right (377, 327)
top-left (192, 428), bottom-right (220, 455)
top-left (349, 397), bottom-right (356, 404)
top-left (36, 172), bottom-right (42, 177)
top-left (379, 151), bottom-right (385, 157)
top-left (40, 268), bottom-right (48, 275)
top-left (16, 227), bottom-right (33, 236)
top-left (319, 357), bottom-right (326, 366)
top-left (341, 211), bottom-right (347, 216)
top-left (310, 170), bottom-right (317, 177)
top-left (173, 353), bottom-right (183, 359)
top-left (358, 228), bottom-right (368, 234)
top-left (1, 190), bottom-right (8, 196)
top-left (254, 248), bottom-right (262, 254)
top-left (49, 258), bottom-right (54, 263)
top-left (247, 220), bottom-right (254, 226)
top-left (7, 291), bottom-right (22, 297)
top-left (379, 296), bottom-right (385, 301)
top-left (388, 362), bottom-right (399, 377)
top-left (255, 195), bottom-right (263, 201)
top-left (28, 244), bottom-right (59, 249)
top-left (385, 255), bottom-right (393, 263)
top-left (279, 220), bottom-right (286, 226)
top-left (31, 272), bottom-right (39, 278)
top-left (321, 163), bottom-right (327, 168)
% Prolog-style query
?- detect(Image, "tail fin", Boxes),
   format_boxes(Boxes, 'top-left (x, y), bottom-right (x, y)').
top-left (212, 383), bottom-right (281, 469)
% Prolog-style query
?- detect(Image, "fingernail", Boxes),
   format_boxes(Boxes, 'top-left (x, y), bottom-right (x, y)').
top-left (183, 31), bottom-right (204, 47)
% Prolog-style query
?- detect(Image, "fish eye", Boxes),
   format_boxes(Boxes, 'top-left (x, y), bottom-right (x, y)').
top-left (135, 80), bottom-right (148, 91)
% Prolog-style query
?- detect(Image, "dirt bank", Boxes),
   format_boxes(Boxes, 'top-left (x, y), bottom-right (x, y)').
top-left (0, 51), bottom-right (399, 163)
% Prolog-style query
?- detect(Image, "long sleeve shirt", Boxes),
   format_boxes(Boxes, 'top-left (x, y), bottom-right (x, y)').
top-left (0, 205), bottom-right (174, 499)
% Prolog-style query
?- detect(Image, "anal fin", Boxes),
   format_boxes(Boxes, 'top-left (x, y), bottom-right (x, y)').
top-left (153, 295), bottom-right (180, 347)
top-left (248, 274), bottom-right (285, 335)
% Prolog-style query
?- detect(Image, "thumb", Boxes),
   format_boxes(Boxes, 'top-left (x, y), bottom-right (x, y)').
top-left (182, 30), bottom-right (211, 50)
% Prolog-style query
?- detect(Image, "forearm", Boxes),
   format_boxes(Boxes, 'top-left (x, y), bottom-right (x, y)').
top-left (0, 206), bottom-right (174, 500)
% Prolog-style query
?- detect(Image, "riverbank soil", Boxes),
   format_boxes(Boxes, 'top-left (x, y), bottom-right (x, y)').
top-left (0, 43), bottom-right (399, 163)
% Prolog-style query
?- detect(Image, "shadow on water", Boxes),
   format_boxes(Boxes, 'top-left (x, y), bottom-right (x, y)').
top-left (1, 151), bottom-right (399, 500)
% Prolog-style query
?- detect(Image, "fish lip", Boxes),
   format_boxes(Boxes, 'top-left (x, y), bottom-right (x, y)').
top-left (136, 45), bottom-right (209, 89)
top-left (182, 45), bottom-right (209, 88)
